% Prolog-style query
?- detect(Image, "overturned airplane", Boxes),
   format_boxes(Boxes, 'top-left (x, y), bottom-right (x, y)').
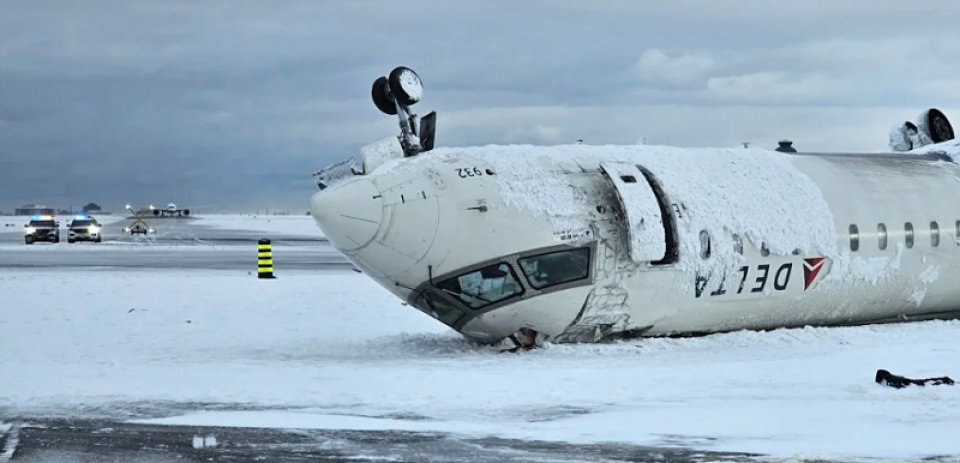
top-left (310, 66), bottom-right (960, 351)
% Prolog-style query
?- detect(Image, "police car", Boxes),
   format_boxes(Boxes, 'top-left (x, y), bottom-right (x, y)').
top-left (23, 215), bottom-right (60, 244)
top-left (68, 215), bottom-right (103, 243)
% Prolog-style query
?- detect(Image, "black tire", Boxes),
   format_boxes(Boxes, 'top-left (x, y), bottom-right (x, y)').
top-left (388, 66), bottom-right (422, 106)
top-left (926, 108), bottom-right (954, 143)
top-left (371, 76), bottom-right (397, 115)
top-left (95, 237), bottom-right (102, 243)
top-left (24, 239), bottom-right (32, 245)
top-left (68, 239), bottom-right (75, 243)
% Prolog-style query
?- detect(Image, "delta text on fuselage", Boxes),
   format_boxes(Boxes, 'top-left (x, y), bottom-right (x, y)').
top-left (309, 66), bottom-right (960, 351)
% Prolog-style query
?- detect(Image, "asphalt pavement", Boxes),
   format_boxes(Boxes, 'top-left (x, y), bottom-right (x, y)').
top-left (0, 216), bottom-right (349, 271)
top-left (1, 417), bottom-right (776, 463)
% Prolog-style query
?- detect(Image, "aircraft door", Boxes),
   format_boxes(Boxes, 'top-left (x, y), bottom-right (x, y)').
top-left (598, 161), bottom-right (671, 264)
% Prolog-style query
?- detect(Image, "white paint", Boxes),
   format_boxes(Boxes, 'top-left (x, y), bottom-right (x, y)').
top-left (192, 434), bottom-right (217, 448)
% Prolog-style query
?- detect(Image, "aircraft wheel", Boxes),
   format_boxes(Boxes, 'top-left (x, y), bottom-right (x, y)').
top-left (926, 108), bottom-right (955, 143)
top-left (388, 66), bottom-right (422, 106)
top-left (371, 76), bottom-right (397, 116)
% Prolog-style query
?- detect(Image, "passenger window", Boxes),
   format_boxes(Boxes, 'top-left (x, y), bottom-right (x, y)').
top-left (732, 234), bottom-right (743, 255)
top-left (436, 262), bottom-right (524, 309)
top-left (849, 224), bottom-right (859, 252)
top-left (699, 230), bottom-right (711, 259)
top-left (877, 223), bottom-right (887, 250)
top-left (760, 243), bottom-right (770, 257)
top-left (518, 247), bottom-right (591, 290)
top-left (905, 222), bottom-right (914, 248)
top-left (931, 221), bottom-right (940, 247)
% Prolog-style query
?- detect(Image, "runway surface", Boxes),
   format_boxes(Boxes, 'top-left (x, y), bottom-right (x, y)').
top-left (0, 215), bottom-right (325, 244)
top-left (0, 215), bottom-right (348, 271)
top-left (1, 417), bottom-right (767, 463)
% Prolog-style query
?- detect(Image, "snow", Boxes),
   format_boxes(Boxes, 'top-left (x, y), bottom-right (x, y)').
top-left (314, 155), bottom-right (361, 189)
top-left (3, 268), bottom-right (960, 461)
top-left (413, 143), bottom-right (838, 274)
top-left (197, 214), bottom-right (324, 237)
top-left (359, 135), bottom-right (403, 173)
top-left (825, 243), bottom-right (904, 287)
top-left (396, 68), bottom-right (422, 102)
top-left (598, 161), bottom-right (667, 262)
top-left (908, 138), bottom-right (960, 163)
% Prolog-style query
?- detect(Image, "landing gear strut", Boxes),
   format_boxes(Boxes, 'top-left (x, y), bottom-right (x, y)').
top-left (370, 66), bottom-right (437, 158)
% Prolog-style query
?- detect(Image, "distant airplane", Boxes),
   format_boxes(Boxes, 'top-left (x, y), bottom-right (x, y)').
top-left (149, 203), bottom-right (194, 217)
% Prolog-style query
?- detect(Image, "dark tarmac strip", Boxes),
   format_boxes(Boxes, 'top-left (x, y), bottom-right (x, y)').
top-left (0, 418), bottom-right (782, 463)
top-left (0, 246), bottom-right (352, 271)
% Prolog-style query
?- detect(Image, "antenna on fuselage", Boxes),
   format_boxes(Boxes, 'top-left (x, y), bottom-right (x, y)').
top-left (370, 66), bottom-right (437, 158)
top-left (775, 139), bottom-right (797, 153)
top-left (742, 142), bottom-right (751, 148)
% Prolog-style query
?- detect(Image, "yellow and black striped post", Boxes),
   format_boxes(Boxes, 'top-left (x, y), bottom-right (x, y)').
top-left (257, 238), bottom-right (275, 279)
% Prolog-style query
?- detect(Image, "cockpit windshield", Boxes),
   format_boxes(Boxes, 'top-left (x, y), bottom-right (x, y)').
top-left (436, 262), bottom-right (524, 309)
top-left (518, 247), bottom-right (590, 290)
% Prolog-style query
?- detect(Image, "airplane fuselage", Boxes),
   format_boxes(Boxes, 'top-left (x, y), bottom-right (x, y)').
top-left (310, 140), bottom-right (960, 347)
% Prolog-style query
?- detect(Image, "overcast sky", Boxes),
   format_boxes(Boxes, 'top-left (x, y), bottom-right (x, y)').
top-left (2, 0), bottom-right (959, 213)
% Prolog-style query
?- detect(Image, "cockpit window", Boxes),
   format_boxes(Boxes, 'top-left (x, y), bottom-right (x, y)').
top-left (518, 247), bottom-right (590, 290)
top-left (416, 290), bottom-right (464, 326)
top-left (435, 262), bottom-right (524, 309)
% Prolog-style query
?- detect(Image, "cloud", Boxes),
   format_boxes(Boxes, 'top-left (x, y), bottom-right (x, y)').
top-left (634, 49), bottom-right (715, 86)
top-left (1, 0), bottom-right (959, 212)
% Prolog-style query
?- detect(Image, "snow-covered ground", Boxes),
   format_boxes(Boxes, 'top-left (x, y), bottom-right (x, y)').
top-left (197, 214), bottom-right (324, 237)
top-left (1, 269), bottom-right (958, 461)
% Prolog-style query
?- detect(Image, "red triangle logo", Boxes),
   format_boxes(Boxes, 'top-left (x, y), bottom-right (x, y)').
top-left (803, 258), bottom-right (825, 290)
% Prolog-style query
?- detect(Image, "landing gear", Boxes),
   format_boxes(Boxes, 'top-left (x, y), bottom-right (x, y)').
top-left (889, 108), bottom-right (955, 152)
top-left (369, 66), bottom-right (436, 158)
top-left (921, 108), bottom-right (955, 143)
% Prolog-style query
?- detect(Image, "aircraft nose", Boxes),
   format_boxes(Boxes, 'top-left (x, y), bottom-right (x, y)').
top-left (310, 179), bottom-right (383, 251)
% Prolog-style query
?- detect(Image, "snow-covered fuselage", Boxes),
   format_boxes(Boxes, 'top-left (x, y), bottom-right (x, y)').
top-left (310, 139), bottom-right (960, 347)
